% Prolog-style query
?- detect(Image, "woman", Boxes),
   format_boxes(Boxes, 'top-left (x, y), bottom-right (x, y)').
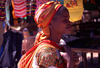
top-left (18, 1), bottom-right (79, 68)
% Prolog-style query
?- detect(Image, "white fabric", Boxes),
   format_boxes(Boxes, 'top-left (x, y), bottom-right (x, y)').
top-left (60, 39), bottom-right (66, 45)
top-left (5, 0), bottom-right (10, 26)
top-left (32, 54), bottom-right (39, 68)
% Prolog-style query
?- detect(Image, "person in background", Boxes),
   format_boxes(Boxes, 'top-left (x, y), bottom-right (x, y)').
top-left (21, 28), bottom-right (35, 55)
top-left (23, 28), bottom-right (30, 39)
top-left (21, 36), bottom-right (35, 55)
top-left (18, 1), bottom-right (79, 68)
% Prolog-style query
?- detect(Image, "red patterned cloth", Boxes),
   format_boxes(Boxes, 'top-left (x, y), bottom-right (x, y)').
top-left (0, 0), bottom-right (6, 21)
top-left (26, 0), bottom-right (36, 16)
top-left (18, 40), bottom-right (66, 68)
top-left (13, 0), bottom-right (27, 18)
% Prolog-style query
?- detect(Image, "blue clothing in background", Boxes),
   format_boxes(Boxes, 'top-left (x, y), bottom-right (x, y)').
top-left (0, 46), bottom-right (3, 57)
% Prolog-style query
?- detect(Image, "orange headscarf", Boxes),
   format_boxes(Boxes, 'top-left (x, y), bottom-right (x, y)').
top-left (34, 1), bottom-right (62, 45)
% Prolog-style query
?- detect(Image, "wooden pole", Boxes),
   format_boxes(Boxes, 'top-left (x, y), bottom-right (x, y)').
top-left (99, 53), bottom-right (100, 64)
top-left (82, 53), bottom-right (88, 68)
top-left (91, 53), bottom-right (93, 64)
top-left (71, 48), bottom-right (100, 53)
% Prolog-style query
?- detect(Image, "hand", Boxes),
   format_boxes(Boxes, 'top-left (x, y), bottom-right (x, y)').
top-left (73, 52), bottom-right (80, 65)
top-left (60, 52), bottom-right (70, 62)
top-left (60, 45), bottom-right (73, 62)
top-left (61, 45), bottom-right (73, 57)
top-left (60, 45), bottom-right (74, 68)
top-left (73, 52), bottom-right (80, 68)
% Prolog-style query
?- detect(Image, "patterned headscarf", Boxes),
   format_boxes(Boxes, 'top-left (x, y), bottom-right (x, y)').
top-left (34, 1), bottom-right (62, 45)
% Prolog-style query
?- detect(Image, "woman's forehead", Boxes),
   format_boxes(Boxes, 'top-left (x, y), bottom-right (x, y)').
top-left (56, 10), bottom-right (69, 18)
top-left (51, 6), bottom-right (69, 21)
top-left (55, 6), bottom-right (69, 16)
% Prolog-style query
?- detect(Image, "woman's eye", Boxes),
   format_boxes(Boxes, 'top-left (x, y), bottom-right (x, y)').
top-left (63, 19), bottom-right (68, 22)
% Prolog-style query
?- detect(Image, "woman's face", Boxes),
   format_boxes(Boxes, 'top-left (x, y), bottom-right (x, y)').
top-left (50, 7), bottom-right (72, 35)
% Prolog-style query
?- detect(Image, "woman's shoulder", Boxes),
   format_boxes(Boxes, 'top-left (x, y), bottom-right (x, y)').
top-left (36, 43), bottom-right (58, 57)
top-left (35, 44), bottom-right (63, 68)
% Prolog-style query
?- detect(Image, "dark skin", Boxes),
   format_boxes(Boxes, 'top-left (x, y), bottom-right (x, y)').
top-left (48, 6), bottom-right (79, 68)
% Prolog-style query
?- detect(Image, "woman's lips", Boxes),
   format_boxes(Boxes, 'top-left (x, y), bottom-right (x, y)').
top-left (67, 26), bottom-right (71, 29)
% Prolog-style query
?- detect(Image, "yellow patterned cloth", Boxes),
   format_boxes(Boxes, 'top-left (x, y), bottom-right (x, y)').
top-left (64, 0), bottom-right (84, 22)
top-left (35, 43), bottom-right (63, 68)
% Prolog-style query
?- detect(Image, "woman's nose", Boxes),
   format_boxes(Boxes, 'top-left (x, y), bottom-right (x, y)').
top-left (68, 20), bottom-right (72, 25)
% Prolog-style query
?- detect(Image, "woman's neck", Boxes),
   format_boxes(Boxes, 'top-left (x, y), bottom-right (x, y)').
top-left (48, 32), bottom-right (62, 44)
